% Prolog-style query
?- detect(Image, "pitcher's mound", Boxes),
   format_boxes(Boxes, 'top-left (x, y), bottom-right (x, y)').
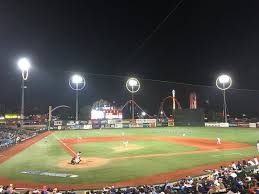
top-left (113, 144), bottom-right (143, 152)
top-left (58, 157), bottom-right (110, 169)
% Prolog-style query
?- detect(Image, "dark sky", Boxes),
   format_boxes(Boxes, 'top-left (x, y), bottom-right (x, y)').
top-left (1, 0), bottom-right (259, 117)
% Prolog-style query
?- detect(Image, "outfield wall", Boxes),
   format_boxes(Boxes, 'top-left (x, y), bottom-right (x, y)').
top-left (205, 122), bottom-right (259, 128)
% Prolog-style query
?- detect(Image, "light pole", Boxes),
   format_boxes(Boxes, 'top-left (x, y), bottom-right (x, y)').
top-left (126, 78), bottom-right (140, 123)
top-left (17, 58), bottom-right (30, 129)
top-left (69, 74), bottom-right (85, 122)
top-left (216, 74), bottom-right (232, 123)
top-left (48, 105), bottom-right (70, 130)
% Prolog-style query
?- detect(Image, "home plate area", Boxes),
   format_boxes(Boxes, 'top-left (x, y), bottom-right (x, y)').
top-left (58, 157), bottom-right (110, 169)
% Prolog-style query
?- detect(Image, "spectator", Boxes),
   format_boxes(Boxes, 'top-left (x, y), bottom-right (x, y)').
top-left (249, 159), bottom-right (256, 166)
top-left (254, 157), bottom-right (259, 165)
top-left (231, 162), bottom-right (237, 170)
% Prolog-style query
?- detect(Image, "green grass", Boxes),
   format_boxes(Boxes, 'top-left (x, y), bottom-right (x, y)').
top-left (54, 127), bottom-right (259, 145)
top-left (72, 140), bottom-right (198, 158)
top-left (0, 127), bottom-right (258, 185)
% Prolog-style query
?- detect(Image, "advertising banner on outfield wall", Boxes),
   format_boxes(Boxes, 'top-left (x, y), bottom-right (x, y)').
top-left (115, 123), bottom-right (123, 128)
top-left (168, 118), bottom-right (174, 127)
top-left (229, 123), bottom-right (238, 127)
top-left (205, 123), bottom-right (221, 127)
top-left (122, 123), bottom-right (130, 128)
top-left (136, 119), bottom-right (156, 124)
top-left (156, 123), bottom-right (162, 127)
top-left (205, 123), bottom-right (229, 127)
top-left (249, 123), bottom-right (257, 128)
top-left (238, 123), bottom-right (249, 128)
top-left (219, 123), bottom-right (229, 127)
top-left (136, 119), bottom-right (156, 128)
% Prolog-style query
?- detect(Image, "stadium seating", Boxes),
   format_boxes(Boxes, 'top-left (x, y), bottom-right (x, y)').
top-left (0, 128), bottom-right (45, 150)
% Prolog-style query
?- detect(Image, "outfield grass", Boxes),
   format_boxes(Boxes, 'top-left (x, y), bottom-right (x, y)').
top-left (0, 127), bottom-right (258, 185)
top-left (72, 140), bottom-right (198, 158)
top-left (54, 127), bottom-right (259, 145)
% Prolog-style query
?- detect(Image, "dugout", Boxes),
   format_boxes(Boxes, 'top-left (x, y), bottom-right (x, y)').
top-left (173, 109), bottom-right (205, 126)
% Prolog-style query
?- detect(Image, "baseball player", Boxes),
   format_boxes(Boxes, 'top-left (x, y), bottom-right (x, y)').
top-left (75, 151), bottom-right (81, 164)
top-left (123, 140), bottom-right (128, 148)
top-left (216, 137), bottom-right (221, 145)
top-left (70, 151), bottom-right (81, 165)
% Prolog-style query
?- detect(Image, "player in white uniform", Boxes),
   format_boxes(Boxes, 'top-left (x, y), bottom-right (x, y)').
top-left (123, 140), bottom-right (128, 148)
top-left (216, 137), bottom-right (221, 145)
top-left (75, 151), bottom-right (81, 164)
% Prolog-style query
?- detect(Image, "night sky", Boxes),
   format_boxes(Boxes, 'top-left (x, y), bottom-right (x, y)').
top-left (1, 0), bottom-right (259, 117)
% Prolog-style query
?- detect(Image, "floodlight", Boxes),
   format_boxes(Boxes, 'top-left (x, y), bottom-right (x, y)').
top-left (141, 112), bottom-right (146, 116)
top-left (69, 74), bottom-right (86, 121)
top-left (72, 74), bottom-right (83, 84)
top-left (216, 74), bottom-right (232, 123)
top-left (125, 77), bottom-right (141, 122)
top-left (18, 58), bottom-right (30, 71)
top-left (126, 78), bottom-right (140, 93)
top-left (216, 74), bottom-right (232, 90)
top-left (128, 79), bottom-right (138, 87)
top-left (218, 74), bottom-right (230, 84)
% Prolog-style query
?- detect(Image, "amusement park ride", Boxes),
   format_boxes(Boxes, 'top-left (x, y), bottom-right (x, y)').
top-left (158, 90), bottom-right (197, 119)
top-left (120, 89), bottom-right (198, 120)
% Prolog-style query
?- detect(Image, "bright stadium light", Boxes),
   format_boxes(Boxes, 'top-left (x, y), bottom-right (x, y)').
top-left (141, 112), bottom-right (146, 117)
top-left (72, 74), bottom-right (83, 84)
top-left (128, 79), bottom-right (138, 87)
top-left (18, 58), bottom-right (30, 71)
top-left (126, 77), bottom-right (140, 123)
top-left (18, 58), bottom-right (30, 81)
top-left (216, 74), bottom-right (232, 90)
top-left (126, 78), bottom-right (140, 93)
top-left (17, 57), bottom-right (31, 129)
top-left (216, 74), bottom-right (232, 123)
top-left (69, 74), bottom-right (86, 121)
top-left (218, 74), bottom-right (231, 84)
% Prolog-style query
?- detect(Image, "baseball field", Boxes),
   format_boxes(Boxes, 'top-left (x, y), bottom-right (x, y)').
top-left (0, 127), bottom-right (258, 189)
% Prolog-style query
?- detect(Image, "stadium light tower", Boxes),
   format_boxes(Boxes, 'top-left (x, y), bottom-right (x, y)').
top-left (216, 74), bottom-right (232, 123)
top-left (17, 57), bottom-right (31, 129)
top-left (69, 74), bottom-right (86, 121)
top-left (126, 77), bottom-right (140, 123)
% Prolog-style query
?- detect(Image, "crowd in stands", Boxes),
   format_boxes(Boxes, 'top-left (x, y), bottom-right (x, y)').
top-left (2, 158), bottom-right (259, 194)
top-left (0, 128), bottom-right (38, 150)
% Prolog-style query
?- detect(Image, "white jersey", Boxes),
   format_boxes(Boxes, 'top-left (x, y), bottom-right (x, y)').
top-left (254, 157), bottom-right (259, 165)
top-left (123, 141), bottom-right (128, 147)
top-left (217, 138), bottom-right (221, 144)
